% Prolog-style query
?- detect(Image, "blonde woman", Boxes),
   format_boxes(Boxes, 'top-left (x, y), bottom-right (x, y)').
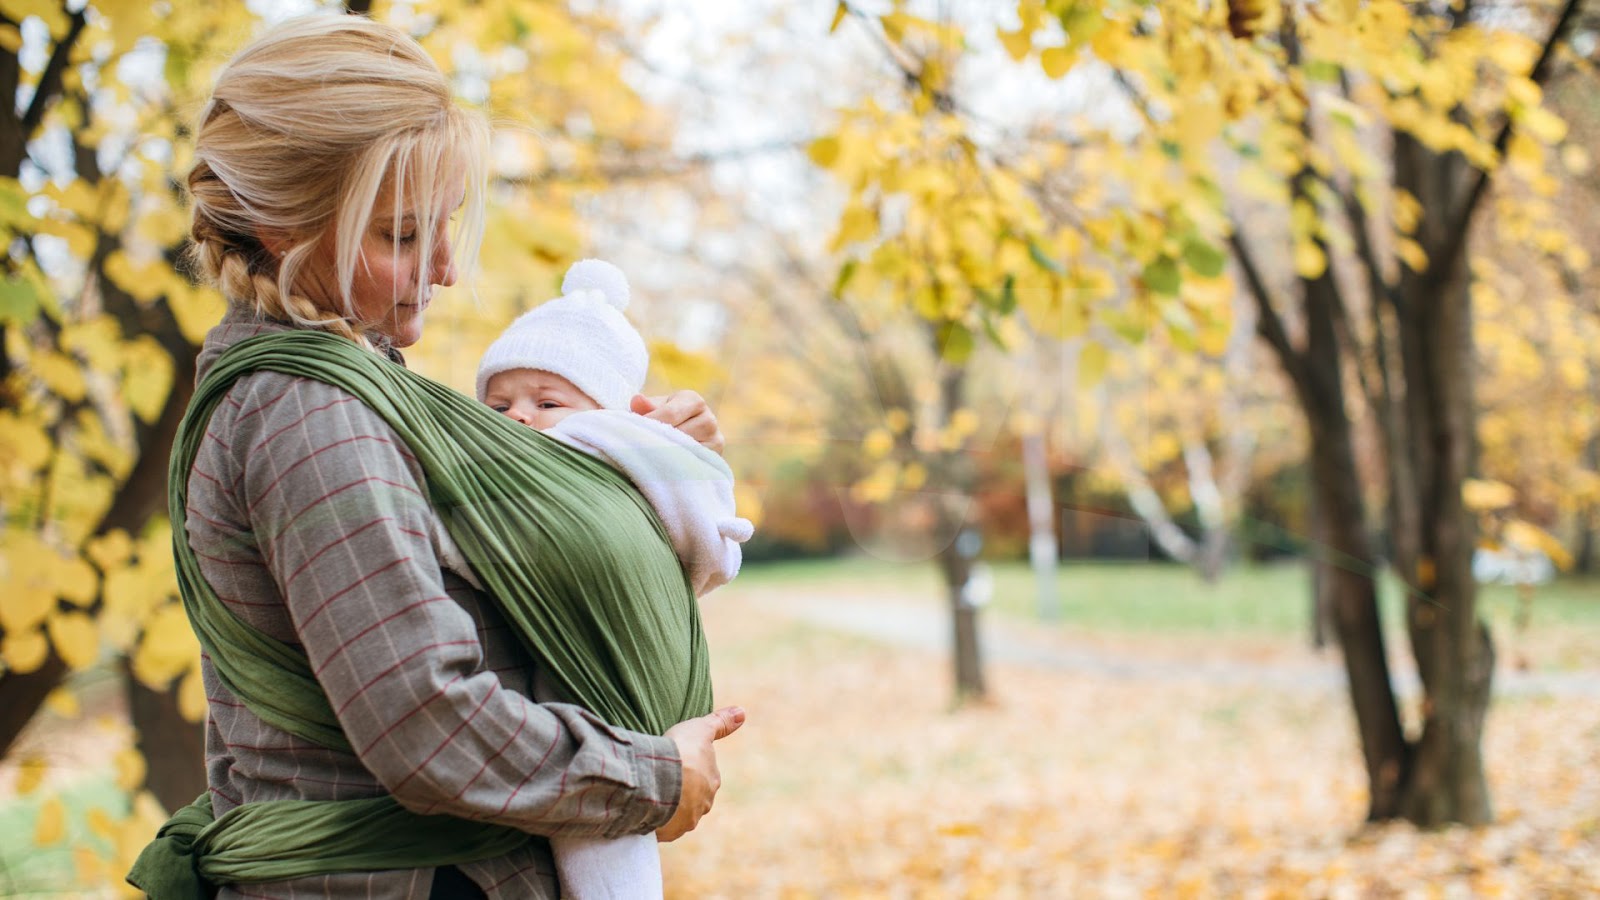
top-left (129, 15), bottom-right (741, 899)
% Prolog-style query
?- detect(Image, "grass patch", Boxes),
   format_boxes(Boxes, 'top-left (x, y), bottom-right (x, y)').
top-left (0, 774), bottom-right (126, 896)
top-left (738, 555), bottom-right (1600, 638)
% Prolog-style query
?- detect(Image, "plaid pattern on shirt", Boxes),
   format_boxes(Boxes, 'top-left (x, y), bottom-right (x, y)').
top-left (184, 311), bottom-right (682, 899)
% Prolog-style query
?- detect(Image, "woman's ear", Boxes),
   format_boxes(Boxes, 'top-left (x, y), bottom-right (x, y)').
top-left (255, 228), bottom-right (294, 258)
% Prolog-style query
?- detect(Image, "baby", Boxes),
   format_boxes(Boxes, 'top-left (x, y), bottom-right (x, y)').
top-left (476, 259), bottom-right (751, 899)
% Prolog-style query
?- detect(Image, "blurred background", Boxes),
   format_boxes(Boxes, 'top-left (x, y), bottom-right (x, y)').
top-left (3, 0), bottom-right (1599, 896)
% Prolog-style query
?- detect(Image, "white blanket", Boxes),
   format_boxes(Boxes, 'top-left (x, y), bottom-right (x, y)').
top-left (547, 409), bottom-right (752, 598)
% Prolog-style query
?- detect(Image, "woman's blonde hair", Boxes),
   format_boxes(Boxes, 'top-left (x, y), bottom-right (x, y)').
top-left (186, 14), bottom-right (489, 343)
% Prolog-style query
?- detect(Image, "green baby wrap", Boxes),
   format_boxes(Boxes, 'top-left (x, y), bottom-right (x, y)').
top-left (127, 331), bottom-right (710, 898)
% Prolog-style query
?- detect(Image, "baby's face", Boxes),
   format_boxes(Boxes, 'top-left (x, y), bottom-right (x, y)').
top-left (484, 368), bottom-right (600, 430)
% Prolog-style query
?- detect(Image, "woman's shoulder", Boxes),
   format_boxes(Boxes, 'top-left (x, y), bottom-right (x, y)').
top-left (201, 367), bottom-right (414, 483)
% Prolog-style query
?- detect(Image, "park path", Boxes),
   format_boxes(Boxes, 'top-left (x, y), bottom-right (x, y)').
top-left (736, 587), bottom-right (1600, 699)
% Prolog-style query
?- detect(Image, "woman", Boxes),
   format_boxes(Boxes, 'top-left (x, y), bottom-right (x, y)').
top-left (132, 14), bottom-right (742, 899)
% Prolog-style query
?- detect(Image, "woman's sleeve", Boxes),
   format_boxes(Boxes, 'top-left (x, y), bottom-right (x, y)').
top-left (229, 373), bottom-right (681, 839)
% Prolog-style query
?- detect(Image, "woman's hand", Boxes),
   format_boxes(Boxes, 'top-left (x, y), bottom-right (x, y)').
top-left (656, 705), bottom-right (745, 842)
top-left (631, 391), bottom-right (725, 455)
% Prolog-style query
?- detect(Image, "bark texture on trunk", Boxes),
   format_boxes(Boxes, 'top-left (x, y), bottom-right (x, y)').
top-left (123, 659), bottom-right (207, 813)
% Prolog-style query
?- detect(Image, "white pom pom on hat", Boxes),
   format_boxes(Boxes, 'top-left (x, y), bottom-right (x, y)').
top-left (561, 258), bottom-right (631, 311)
top-left (475, 258), bottom-right (648, 410)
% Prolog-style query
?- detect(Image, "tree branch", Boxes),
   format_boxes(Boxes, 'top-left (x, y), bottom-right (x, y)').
top-left (19, 6), bottom-right (87, 139)
top-left (1432, 0), bottom-right (1584, 284)
top-left (1228, 228), bottom-right (1308, 392)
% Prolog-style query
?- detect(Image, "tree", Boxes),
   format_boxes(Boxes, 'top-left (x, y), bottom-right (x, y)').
top-left (817, 0), bottom-right (1585, 825)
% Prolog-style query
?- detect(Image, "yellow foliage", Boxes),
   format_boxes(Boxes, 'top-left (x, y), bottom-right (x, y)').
top-left (1, 627), bottom-right (49, 673)
top-left (179, 664), bottom-right (208, 723)
top-left (1463, 478), bottom-right (1516, 512)
top-left (45, 685), bottom-right (80, 718)
top-left (34, 796), bottom-right (66, 846)
top-left (1040, 45), bottom-right (1075, 79)
top-left (863, 428), bottom-right (895, 459)
top-left (1293, 240), bottom-right (1327, 280)
top-left (131, 602), bottom-right (200, 688)
top-left (1396, 238), bottom-right (1429, 273)
top-left (48, 610), bottom-right (101, 671)
top-left (29, 350), bottom-right (88, 402)
top-left (14, 755), bottom-right (47, 795)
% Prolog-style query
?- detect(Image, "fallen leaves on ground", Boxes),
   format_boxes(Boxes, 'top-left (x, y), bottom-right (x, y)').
top-left (662, 585), bottom-right (1600, 898)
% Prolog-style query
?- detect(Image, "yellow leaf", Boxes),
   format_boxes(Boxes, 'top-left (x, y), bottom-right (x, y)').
top-left (35, 796), bottom-right (66, 846)
top-left (1, 627), bottom-right (50, 673)
top-left (998, 27), bottom-right (1032, 62)
top-left (1294, 240), bottom-right (1327, 279)
top-left (1396, 238), bottom-right (1429, 272)
top-left (0, 578), bottom-right (55, 632)
top-left (132, 603), bottom-right (199, 688)
top-left (1520, 107), bottom-right (1568, 145)
top-left (949, 408), bottom-right (979, 438)
top-left (1040, 46), bottom-right (1074, 79)
top-left (885, 408), bottom-right (911, 434)
top-left (807, 135), bottom-right (840, 168)
top-left (44, 685), bottom-right (79, 718)
top-left (1463, 477), bottom-right (1515, 511)
top-left (1078, 340), bottom-right (1109, 387)
top-left (863, 428), bottom-right (895, 459)
top-left (56, 555), bottom-right (98, 607)
top-left (179, 664), bottom-right (208, 722)
top-left (1506, 132), bottom-right (1543, 171)
top-left (114, 748), bottom-right (147, 793)
top-left (28, 351), bottom-right (87, 402)
top-left (48, 611), bottom-right (100, 671)
top-left (122, 335), bottom-right (176, 424)
top-left (86, 806), bottom-right (116, 841)
top-left (0, 411), bottom-right (52, 472)
top-left (900, 462), bottom-right (926, 491)
top-left (831, 204), bottom-right (879, 252)
top-left (86, 529), bottom-right (134, 571)
top-left (0, 24), bottom-right (20, 54)
top-left (15, 756), bottom-right (47, 795)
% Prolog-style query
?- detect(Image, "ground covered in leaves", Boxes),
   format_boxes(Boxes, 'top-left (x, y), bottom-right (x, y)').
top-left (2, 562), bottom-right (1597, 897)
top-left (660, 567), bottom-right (1600, 899)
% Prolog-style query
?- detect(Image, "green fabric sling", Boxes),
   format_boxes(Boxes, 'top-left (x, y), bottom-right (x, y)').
top-left (128, 330), bottom-right (711, 898)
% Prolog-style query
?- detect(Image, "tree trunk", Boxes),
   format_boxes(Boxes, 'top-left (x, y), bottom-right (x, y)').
top-left (1309, 492), bottom-right (1333, 651)
top-left (1285, 217), bottom-right (1411, 819)
top-left (939, 540), bottom-right (985, 702)
top-left (0, 652), bottom-right (68, 758)
top-left (1021, 430), bottom-right (1060, 620)
top-left (123, 659), bottom-right (206, 812)
top-left (1304, 391), bottom-right (1409, 820)
top-left (1395, 177), bottom-right (1494, 825)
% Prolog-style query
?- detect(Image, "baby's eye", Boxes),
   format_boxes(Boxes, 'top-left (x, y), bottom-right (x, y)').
top-left (490, 404), bottom-right (509, 414)
top-left (537, 401), bottom-right (563, 410)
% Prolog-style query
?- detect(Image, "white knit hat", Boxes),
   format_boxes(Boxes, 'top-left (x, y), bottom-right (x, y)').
top-left (475, 259), bottom-right (648, 410)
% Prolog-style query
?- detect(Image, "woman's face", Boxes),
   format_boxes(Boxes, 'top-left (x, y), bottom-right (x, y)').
top-left (301, 178), bottom-right (465, 349)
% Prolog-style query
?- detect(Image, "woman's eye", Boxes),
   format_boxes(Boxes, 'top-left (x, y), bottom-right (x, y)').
top-left (383, 231), bottom-right (418, 244)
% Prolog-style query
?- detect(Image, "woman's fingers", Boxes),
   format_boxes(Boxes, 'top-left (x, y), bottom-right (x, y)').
top-left (632, 390), bottom-right (725, 455)
top-left (656, 706), bottom-right (745, 842)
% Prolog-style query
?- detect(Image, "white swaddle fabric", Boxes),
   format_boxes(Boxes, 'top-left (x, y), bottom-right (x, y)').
top-left (546, 409), bottom-right (751, 598)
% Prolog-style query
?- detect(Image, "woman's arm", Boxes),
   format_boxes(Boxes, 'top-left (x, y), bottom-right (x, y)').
top-left (227, 374), bottom-right (682, 839)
